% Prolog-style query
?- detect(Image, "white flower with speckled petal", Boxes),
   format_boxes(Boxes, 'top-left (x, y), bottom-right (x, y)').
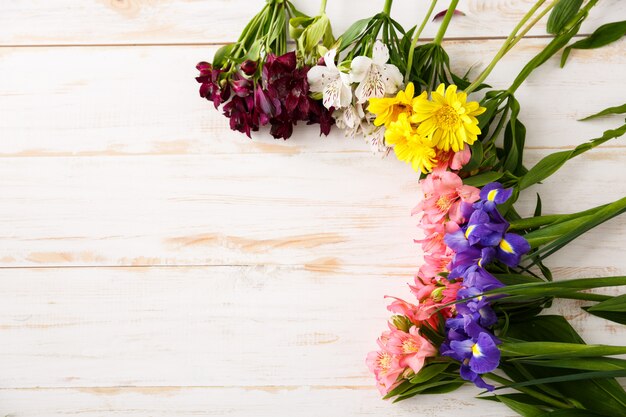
top-left (350, 41), bottom-right (403, 103)
top-left (307, 49), bottom-right (352, 110)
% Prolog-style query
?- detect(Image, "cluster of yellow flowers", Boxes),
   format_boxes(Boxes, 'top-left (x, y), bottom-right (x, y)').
top-left (368, 83), bottom-right (486, 173)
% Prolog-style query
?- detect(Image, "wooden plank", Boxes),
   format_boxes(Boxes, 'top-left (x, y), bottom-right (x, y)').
top-left (0, 150), bottom-right (623, 269)
top-left (0, 266), bottom-right (622, 390)
top-left (0, 40), bottom-right (624, 159)
top-left (0, 386), bottom-right (518, 417)
top-left (1, 0), bottom-right (624, 46)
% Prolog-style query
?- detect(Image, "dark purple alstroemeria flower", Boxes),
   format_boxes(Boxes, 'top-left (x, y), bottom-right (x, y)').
top-left (261, 51), bottom-right (335, 139)
top-left (240, 59), bottom-right (258, 76)
top-left (196, 62), bottom-right (231, 108)
top-left (223, 95), bottom-right (259, 138)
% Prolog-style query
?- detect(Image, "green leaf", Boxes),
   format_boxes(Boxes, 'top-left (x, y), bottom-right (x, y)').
top-left (493, 370), bottom-right (626, 389)
top-left (518, 357), bottom-right (626, 372)
top-left (337, 17), bottom-right (372, 51)
top-left (500, 342), bottom-right (626, 359)
top-left (580, 103), bottom-right (626, 121)
top-left (212, 43), bottom-right (236, 68)
top-left (583, 307), bottom-right (626, 325)
top-left (409, 363), bottom-right (450, 384)
top-left (483, 276), bottom-right (626, 298)
top-left (462, 171), bottom-right (504, 187)
top-left (517, 123), bottom-right (626, 191)
top-left (562, 20), bottom-right (626, 67)
top-left (538, 410), bottom-right (609, 417)
top-left (547, 0), bottom-right (583, 34)
top-left (524, 197), bottom-right (626, 264)
top-left (496, 394), bottom-right (548, 417)
top-left (588, 294), bottom-right (626, 312)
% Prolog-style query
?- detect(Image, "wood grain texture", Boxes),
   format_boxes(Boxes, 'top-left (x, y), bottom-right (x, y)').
top-left (0, 386), bottom-right (521, 417)
top-left (0, 150), bottom-right (624, 269)
top-left (1, 0), bottom-right (625, 46)
top-left (1, 1), bottom-right (625, 416)
top-left (0, 267), bottom-right (622, 390)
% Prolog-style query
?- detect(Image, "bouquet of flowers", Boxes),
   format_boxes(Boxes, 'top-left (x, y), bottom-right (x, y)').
top-left (195, 0), bottom-right (626, 415)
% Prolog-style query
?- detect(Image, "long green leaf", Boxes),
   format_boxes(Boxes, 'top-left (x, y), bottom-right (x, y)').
top-left (497, 394), bottom-right (548, 417)
top-left (580, 103), bottom-right (626, 121)
top-left (500, 342), bottom-right (626, 359)
top-left (518, 124), bottom-right (626, 191)
top-left (588, 294), bottom-right (626, 312)
top-left (561, 20), bottom-right (626, 67)
top-left (583, 308), bottom-right (626, 325)
top-left (493, 370), bottom-right (626, 390)
top-left (518, 357), bottom-right (626, 372)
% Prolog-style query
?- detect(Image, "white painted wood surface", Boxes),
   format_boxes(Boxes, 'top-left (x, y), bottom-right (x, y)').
top-left (0, 1), bottom-right (625, 416)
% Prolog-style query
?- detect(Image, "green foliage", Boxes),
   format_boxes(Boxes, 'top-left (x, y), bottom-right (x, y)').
top-left (561, 20), bottom-right (626, 67)
top-left (580, 103), bottom-right (626, 121)
top-left (547, 0), bottom-right (583, 34)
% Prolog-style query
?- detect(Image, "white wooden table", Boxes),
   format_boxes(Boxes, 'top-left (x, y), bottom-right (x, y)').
top-left (0, 1), bottom-right (625, 416)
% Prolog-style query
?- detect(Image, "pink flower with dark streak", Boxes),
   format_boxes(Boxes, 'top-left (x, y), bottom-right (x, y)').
top-left (386, 326), bottom-right (437, 373)
top-left (366, 326), bottom-right (405, 395)
top-left (414, 169), bottom-right (480, 225)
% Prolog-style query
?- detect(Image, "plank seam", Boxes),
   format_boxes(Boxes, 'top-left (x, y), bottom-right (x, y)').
top-left (0, 33), bottom-right (593, 48)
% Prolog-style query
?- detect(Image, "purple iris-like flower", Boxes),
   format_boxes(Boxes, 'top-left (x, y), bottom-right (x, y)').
top-left (448, 246), bottom-right (494, 279)
top-left (443, 332), bottom-right (500, 390)
top-left (475, 182), bottom-right (513, 213)
top-left (463, 265), bottom-right (505, 292)
top-left (464, 209), bottom-right (509, 247)
top-left (456, 288), bottom-right (498, 327)
top-left (495, 232), bottom-right (531, 267)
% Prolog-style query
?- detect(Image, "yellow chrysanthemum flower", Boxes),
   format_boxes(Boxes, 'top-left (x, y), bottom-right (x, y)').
top-left (385, 113), bottom-right (437, 173)
top-left (368, 82), bottom-right (416, 127)
top-left (411, 84), bottom-right (486, 152)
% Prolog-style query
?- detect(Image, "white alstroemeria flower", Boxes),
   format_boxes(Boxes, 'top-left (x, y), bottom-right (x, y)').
top-left (307, 49), bottom-right (352, 110)
top-left (350, 40), bottom-right (403, 103)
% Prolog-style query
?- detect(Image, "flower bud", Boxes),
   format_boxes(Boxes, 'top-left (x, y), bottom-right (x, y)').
top-left (240, 60), bottom-right (258, 76)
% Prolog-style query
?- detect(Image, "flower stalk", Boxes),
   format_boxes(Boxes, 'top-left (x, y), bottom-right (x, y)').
top-left (383, 0), bottom-right (393, 15)
top-left (405, 0), bottom-right (439, 82)
top-left (465, 0), bottom-right (554, 93)
top-left (433, 0), bottom-right (460, 45)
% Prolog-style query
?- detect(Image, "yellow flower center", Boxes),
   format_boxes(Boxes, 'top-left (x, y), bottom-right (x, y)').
top-left (436, 195), bottom-right (453, 211)
top-left (499, 238), bottom-right (515, 254)
top-left (379, 352), bottom-right (392, 371)
top-left (402, 339), bottom-right (419, 354)
top-left (471, 343), bottom-right (482, 357)
top-left (435, 104), bottom-right (460, 129)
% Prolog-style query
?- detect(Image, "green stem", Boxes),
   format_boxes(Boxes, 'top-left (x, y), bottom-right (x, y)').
top-left (465, 0), bottom-right (547, 93)
top-left (433, 0), bottom-right (459, 45)
top-left (508, 203), bottom-right (612, 231)
top-left (504, 0), bottom-right (558, 54)
top-left (319, 0), bottom-right (327, 14)
top-left (383, 0), bottom-right (393, 15)
top-left (404, 0), bottom-right (438, 82)
top-left (484, 373), bottom-right (575, 409)
top-left (507, 0), bottom-right (599, 94)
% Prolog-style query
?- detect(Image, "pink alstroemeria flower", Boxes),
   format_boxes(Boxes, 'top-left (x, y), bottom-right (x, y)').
top-left (414, 169), bottom-right (480, 225)
top-left (386, 326), bottom-right (438, 373)
top-left (434, 147), bottom-right (472, 171)
top-left (366, 327), bottom-right (405, 395)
